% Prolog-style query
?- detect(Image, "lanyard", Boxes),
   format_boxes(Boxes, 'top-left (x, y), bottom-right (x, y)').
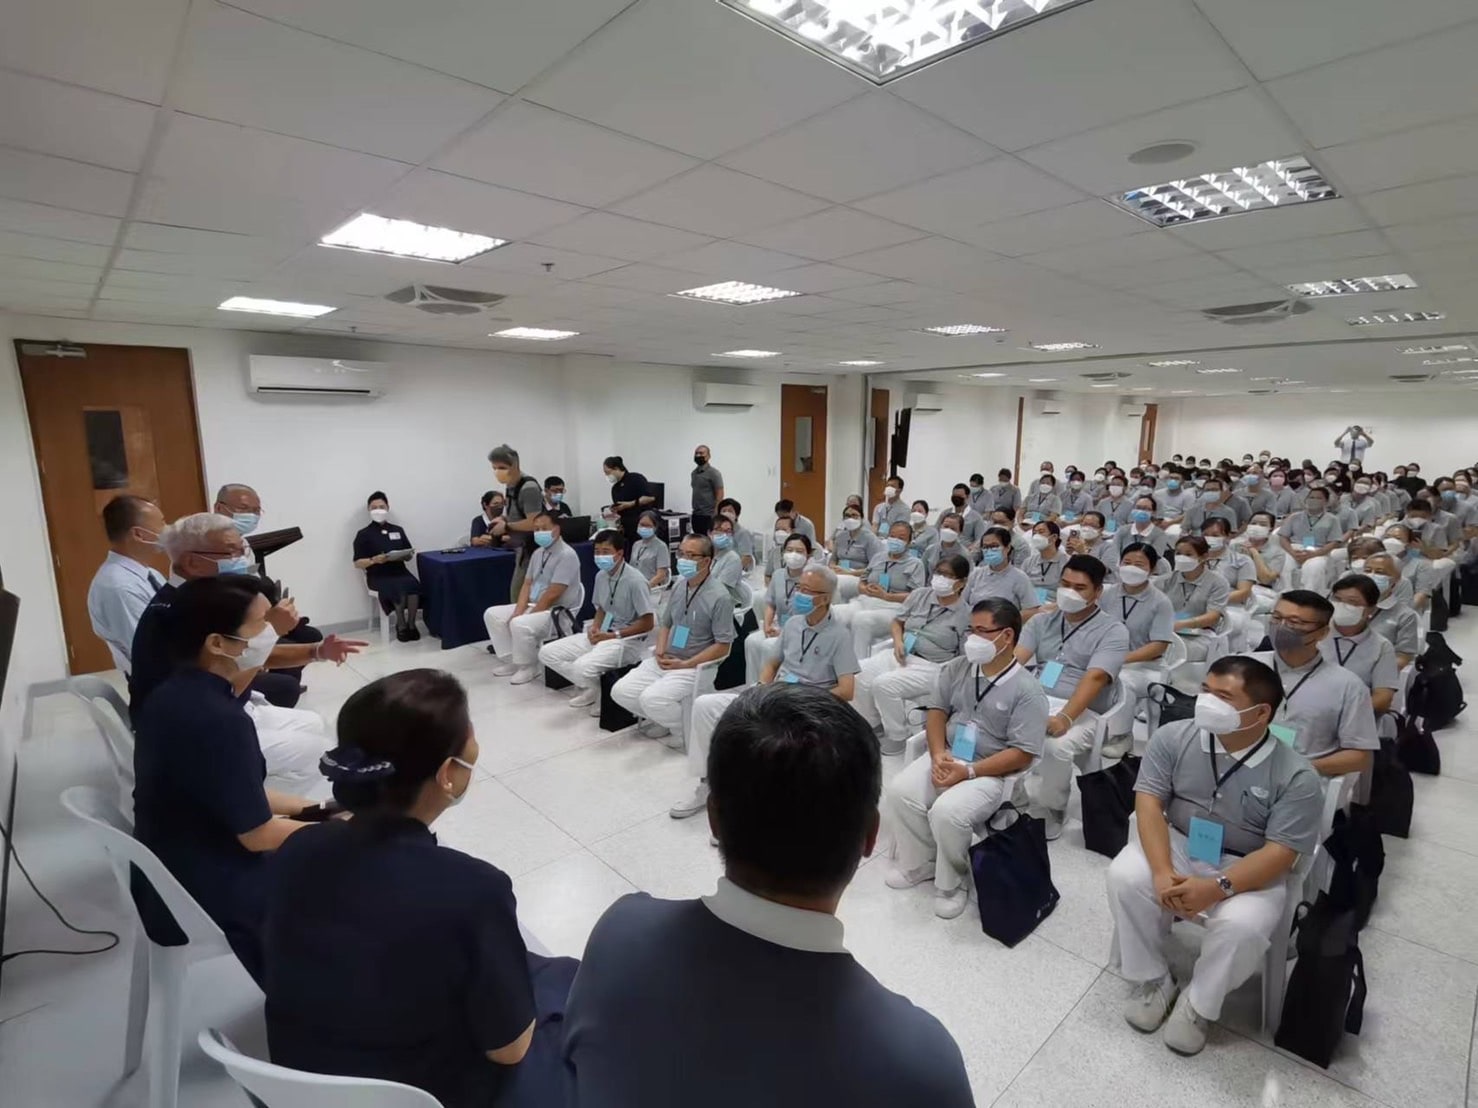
top-left (1058, 608), bottom-right (1099, 649)
top-left (974, 661), bottom-right (1015, 707)
top-left (911, 601), bottom-right (954, 633)
top-left (1334, 636), bottom-right (1360, 667)
top-left (799, 626), bottom-right (820, 660)
top-left (1179, 580), bottom-right (1198, 607)
top-left (1120, 594), bottom-right (1140, 621)
top-left (1035, 558), bottom-right (1054, 581)
top-left (1275, 656), bottom-right (1323, 706)
top-left (1207, 732), bottom-right (1271, 799)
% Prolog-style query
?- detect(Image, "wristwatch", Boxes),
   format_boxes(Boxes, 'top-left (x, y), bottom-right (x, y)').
top-left (966, 764), bottom-right (977, 781)
top-left (1215, 874), bottom-right (1235, 898)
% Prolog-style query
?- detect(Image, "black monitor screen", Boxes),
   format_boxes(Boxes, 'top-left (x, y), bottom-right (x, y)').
top-left (0, 589), bottom-right (16, 710)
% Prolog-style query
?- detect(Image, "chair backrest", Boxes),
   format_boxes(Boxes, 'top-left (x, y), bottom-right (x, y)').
top-left (59, 786), bottom-right (227, 952)
top-left (82, 697), bottom-right (136, 824)
top-left (198, 1029), bottom-right (444, 1108)
top-left (1162, 633), bottom-right (1189, 671)
top-left (69, 674), bottom-right (130, 727)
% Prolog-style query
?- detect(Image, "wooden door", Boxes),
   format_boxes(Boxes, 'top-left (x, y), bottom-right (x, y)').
top-left (1138, 402), bottom-right (1159, 463)
top-left (867, 387), bottom-right (889, 508)
top-left (780, 383), bottom-right (829, 535)
top-left (16, 341), bottom-right (207, 674)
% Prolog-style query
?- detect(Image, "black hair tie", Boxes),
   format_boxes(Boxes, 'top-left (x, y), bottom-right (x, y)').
top-left (320, 745), bottom-right (396, 783)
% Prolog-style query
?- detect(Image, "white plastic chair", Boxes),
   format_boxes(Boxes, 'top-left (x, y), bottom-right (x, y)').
top-left (1074, 682), bottom-right (1128, 777)
top-left (366, 586), bottom-right (392, 646)
top-left (60, 786), bottom-right (234, 1108)
top-left (78, 696), bottom-right (137, 825)
top-left (198, 1028), bottom-right (443, 1108)
top-left (680, 647), bottom-right (731, 751)
top-left (1307, 772), bottom-right (1361, 898)
top-left (732, 579), bottom-right (755, 629)
top-left (69, 673), bottom-right (131, 727)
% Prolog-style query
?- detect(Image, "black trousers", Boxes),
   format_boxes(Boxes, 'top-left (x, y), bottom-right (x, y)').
top-left (690, 512), bottom-right (713, 536)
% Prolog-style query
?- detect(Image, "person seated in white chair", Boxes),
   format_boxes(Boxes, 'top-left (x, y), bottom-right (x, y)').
top-left (629, 509), bottom-right (670, 597)
top-left (1014, 555), bottom-right (1130, 840)
top-left (1403, 495), bottom-right (1459, 594)
top-left (486, 513), bottom-right (583, 685)
top-left (671, 565), bottom-right (856, 819)
top-left (1097, 475), bottom-right (1134, 536)
top-left (1059, 474), bottom-right (1095, 523)
top-left (1101, 543), bottom-right (1175, 756)
top-left (1278, 485), bottom-right (1343, 595)
top-left (834, 521), bottom-right (926, 659)
top-left (905, 500), bottom-right (938, 564)
top-left (717, 499), bottom-right (754, 573)
top-left (852, 554), bottom-right (972, 755)
top-left (1382, 522), bottom-right (1436, 611)
top-left (1064, 512), bottom-right (1110, 564)
top-left (1024, 521), bottom-right (1068, 606)
top-left (709, 515), bottom-right (748, 605)
top-left (926, 512), bottom-right (971, 573)
top-left (1107, 655), bottom-right (1323, 1056)
top-left (871, 476), bottom-right (910, 535)
top-left (885, 598), bottom-right (1047, 920)
top-left (762, 514), bottom-right (796, 584)
top-left (1160, 537), bottom-right (1230, 663)
top-left (540, 529), bottom-right (656, 714)
top-left (1022, 472), bottom-right (1062, 525)
top-left (964, 527), bottom-right (1040, 615)
top-left (987, 507), bottom-right (1033, 566)
top-left (1152, 471), bottom-right (1197, 538)
top-left (1323, 575), bottom-right (1400, 717)
top-left (613, 534), bottom-right (736, 745)
top-left (1112, 496), bottom-right (1166, 562)
top-left (830, 501), bottom-right (880, 602)
top-left (949, 485), bottom-right (988, 547)
top-left (1361, 554), bottom-right (1420, 669)
top-left (748, 532), bottom-right (814, 683)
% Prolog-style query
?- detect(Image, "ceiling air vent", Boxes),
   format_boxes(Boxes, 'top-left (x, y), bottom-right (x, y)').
top-left (1081, 371), bottom-right (1132, 381)
top-left (1389, 373), bottom-right (1435, 383)
top-left (1247, 388), bottom-right (1279, 395)
top-left (384, 285), bottom-right (506, 316)
top-left (1201, 298), bottom-right (1313, 325)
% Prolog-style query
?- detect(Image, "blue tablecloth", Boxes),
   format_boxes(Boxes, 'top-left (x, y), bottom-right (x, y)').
top-left (417, 543), bottom-right (597, 649)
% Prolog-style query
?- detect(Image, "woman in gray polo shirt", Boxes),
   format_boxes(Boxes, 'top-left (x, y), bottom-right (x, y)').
top-left (1101, 543), bottom-right (1175, 744)
top-left (1158, 537), bottom-right (1230, 663)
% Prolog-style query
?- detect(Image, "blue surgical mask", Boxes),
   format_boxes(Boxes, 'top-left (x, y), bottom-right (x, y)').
top-left (885, 537), bottom-right (906, 555)
top-left (1369, 572), bottom-right (1391, 594)
top-left (714, 533), bottom-right (732, 549)
top-left (791, 592), bottom-right (816, 616)
top-left (1165, 479), bottom-right (1180, 491)
top-left (594, 554), bottom-right (616, 572)
top-left (533, 530), bottom-right (555, 548)
top-left (230, 512), bottom-right (259, 536)
top-left (1442, 489), bottom-right (1457, 502)
top-left (550, 492), bottom-right (564, 504)
top-left (981, 547), bottom-right (1005, 567)
top-left (1130, 509), bottom-right (1152, 524)
top-left (214, 554), bottom-right (252, 576)
top-left (637, 526), bottom-right (656, 540)
top-left (1243, 473), bottom-right (1258, 485)
top-left (676, 557), bottom-right (699, 579)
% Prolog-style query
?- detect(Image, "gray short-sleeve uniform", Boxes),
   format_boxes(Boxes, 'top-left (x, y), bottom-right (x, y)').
top-left (1098, 495), bottom-right (1135, 528)
top-left (1207, 550), bottom-right (1257, 593)
top-left (1018, 608), bottom-right (1129, 713)
top-left (1023, 490), bottom-right (1061, 520)
top-left (1113, 524), bottom-right (1166, 555)
top-left (863, 552), bottom-right (925, 593)
top-left (1134, 720), bottom-right (1323, 856)
top-left (1346, 497), bottom-right (1381, 529)
top-left (1023, 551), bottom-right (1067, 601)
top-left (991, 483), bottom-right (1021, 513)
top-left (1006, 528), bottom-right (1032, 567)
top-left (594, 565), bottom-right (653, 631)
top-left (1060, 489), bottom-right (1095, 519)
top-left (872, 499), bottom-right (910, 534)
top-left (960, 508), bottom-right (988, 546)
top-left (1242, 539), bottom-right (1286, 582)
top-left (766, 569), bottom-right (804, 621)
top-left (690, 464), bottom-right (723, 516)
top-left (631, 536), bottom-right (669, 582)
top-left (712, 550), bottom-right (745, 601)
top-left (926, 659), bottom-right (1048, 759)
top-left (1267, 488), bottom-right (1297, 518)
top-left (1159, 569), bottom-right (1231, 622)
top-left (1101, 584), bottom-right (1175, 649)
top-left (895, 588), bottom-right (970, 663)
top-left (1399, 554), bottom-right (1438, 597)
top-left (659, 575), bottom-right (737, 660)
top-left (1187, 501), bottom-right (1240, 534)
top-left (528, 541), bottom-right (582, 606)
top-left (1280, 511), bottom-right (1343, 548)
top-left (908, 526), bottom-right (938, 564)
top-left (1153, 488), bottom-right (1197, 520)
top-left (1369, 601), bottom-right (1420, 657)
top-left (927, 541), bottom-right (971, 574)
top-left (832, 527), bottom-right (882, 571)
top-left (1248, 651), bottom-right (1379, 760)
top-left (1320, 630), bottom-right (1399, 692)
top-left (964, 564), bottom-right (1038, 612)
top-left (775, 614), bottom-right (858, 687)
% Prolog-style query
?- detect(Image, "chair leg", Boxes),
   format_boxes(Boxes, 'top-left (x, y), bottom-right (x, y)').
top-left (123, 926), bottom-right (149, 1078)
top-left (379, 606), bottom-right (392, 646)
top-left (146, 946), bottom-right (187, 1108)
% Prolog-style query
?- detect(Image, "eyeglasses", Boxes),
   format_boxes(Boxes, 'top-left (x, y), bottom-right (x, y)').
top-left (1269, 614), bottom-right (1323, 632)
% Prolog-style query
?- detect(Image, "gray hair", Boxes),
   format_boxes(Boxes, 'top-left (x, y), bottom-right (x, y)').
top-left (486, 444), bottom-right (519, 467)
top-left (159, 512), bottom-right (235, 560)
top-left (801, 564), bottom-right (838, 596)
top-left (214, 482), bottom-right (255, 504)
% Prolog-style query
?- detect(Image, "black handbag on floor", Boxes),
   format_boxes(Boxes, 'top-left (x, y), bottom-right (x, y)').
top-left (969, 804), bottom-right (1059, 947)
top-left (1394, 711), bottom-right (1442, 776)
top-left (1430, 586), bottom-right (1449, 632)
top-left (1364, 740), bottom-right (1413, 837)
top-left (1275, 894), bottom-right (1367, 1068)
top-left (598, 664), bottom-right (639, 732)
top-left (1324, 805), bottom-right (1385, 932)
top-left (1076, 755), bottom-right (1141, 858)
top-left (1410, 632), bottom-right (1465, 731)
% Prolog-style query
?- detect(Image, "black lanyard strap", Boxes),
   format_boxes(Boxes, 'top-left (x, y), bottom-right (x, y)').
top-left (974, 661), bottom-right (1016, 707)
top-left (1275, 656), bottom-right (1323, 705)
top-left (1058, 608), bottom-right (1099, 648)
top-left (1208, 732), bottom-right (1271, 799)
top-left (1334, 636), bottom-right (1359, 667)
top-left (1120, 594), bottom-right (1140, 621)
top-left (799, 626), bottom-right (820, 660)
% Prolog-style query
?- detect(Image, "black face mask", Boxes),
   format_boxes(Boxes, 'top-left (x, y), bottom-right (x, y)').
top-left (951, 495), bottom-right (966, 508)
top-left (694, 455), bottom-right (706, 467)
top-left (486, 505), bottom-right (503, 518)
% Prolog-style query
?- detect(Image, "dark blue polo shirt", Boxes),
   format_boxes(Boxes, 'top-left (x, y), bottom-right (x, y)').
top-left (263, 818), bottom-right (536, 1108)
top-left (127, 581), bottom-right (178, 716)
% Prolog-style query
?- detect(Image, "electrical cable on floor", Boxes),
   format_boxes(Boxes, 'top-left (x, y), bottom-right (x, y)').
top-left (0, 813), bottom-right (119, 964)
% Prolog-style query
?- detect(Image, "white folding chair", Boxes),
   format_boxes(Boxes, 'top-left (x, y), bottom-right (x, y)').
top-left (69, 674), bottom-right (131, 727)
top-left (1076, 682), bottom-right (1128, 776)
top-left (60, 786), bottom-right (235, 1108)
top-left (732, 579), bottom-right (755, 628)
top-left (1307, 772), bottom-right (1361, 898)
top-left (198, 1028), bottom-right (443, 1108)
top-left (366, 585), bottom-right (392, 646)
top-left (79, 696), bottom-right (136, 825)
top-left (680, 648), bottom-right (731, 750)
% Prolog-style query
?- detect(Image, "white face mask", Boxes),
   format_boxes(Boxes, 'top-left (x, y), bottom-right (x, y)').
top-left (1244, 524), bottom-right (1270, 541)
top-left (369, 508), bottom-right (389, 523)
top-left (1382, 537), bottom-right (1406, 557)
top-left (444, 756), bottom-right (475, 808)
top-left (1029, 533), bottom-right (1050, 552)
top-left (909, 511), bottom-right (926, 526)
top-left (883, 486), bottom-right (898, 501)
top-left (1055, 586), bottom-right (1089, 613)
top-left (605, 471), bottom-right (619, 485)
top-left (1354, 483), bottom-right (1371, 495)
top-left (1038, 481), bottom-right (1054, 494)
top-left (1108, 485), bottom-right (1125, 498)
top-left (963, 632), bottom-right (998, 666)
top-left (1350, 558), bottom-right (1367, 572)
top-left (842, 517), bottom-right (862, 532)
top-left (1078, 526), bottom-right (1100, 542)
top-left (1174, 554), bottom-right (1199, 574)
top-left (1205, 535), bottom-right (1225, 551)
top-left (1332, 601), bottom-right (1367, 629)
top-left (930, 574), bottom-right (958, 597)
top-left (1117, 564), bottom-right (1150, 587)
top-left (225, 625), bottom-right (279, 671)
top-left (1193, 692), bottom-right (1260, 734)
top-left (939, 527), bottom-right (959, 544)
top-left (773, 531), bottom-right (789, 547)
top-left (782, 550), bottom-right (806, 570)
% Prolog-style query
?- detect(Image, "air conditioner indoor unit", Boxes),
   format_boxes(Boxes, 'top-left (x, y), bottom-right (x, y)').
top-left (1033, 395), bottom-right (1063, 416)
top-left (911, 393), bottom-right (947, 412)
top-left (248, 355), bottom-right (388, 398)
top-left (692, 382), bottom-right (765, 410)
top-left (1122, 403), bottom-right (1148, 418)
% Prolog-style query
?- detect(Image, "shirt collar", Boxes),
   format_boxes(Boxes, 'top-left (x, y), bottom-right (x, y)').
top-left (701, 877), bottom-right (847, 954)
top-left (105, 549), bottom-right (156, 581)
top-left (1198, 729), bottom-right (1278, 768)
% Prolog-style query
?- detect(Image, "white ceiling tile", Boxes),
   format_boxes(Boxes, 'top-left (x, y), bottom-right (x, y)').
top-left (532, 212), bottom-right (711, 262)
top-left (1266, 23), bottom-right (1478, 149)
top-left (0, 257), bottom-right (102, 287)
top-left (576, 264), bottom-right (716, 295)
top-left (123, 223), bottom-right (297, 259)
top-left (0, 200), bottom-right (120, 245)
top-left (718, 91), bottom-right (996, 202)
top-left (1164, 197), bottom-right (1371, 250)
top-left (0, 0), bottom-right (189, 103)
top-left (1361, 177), bottom-right (1478, 227)
top-left (0, 71), bottom-right (157, 173)
top-left (0, 273), bottom-right (100, 299)
top-left (1020, 230), bottom-right (1197, 273)
top-left (1080, 254), bottom-right (1237, 290)
top-left (650, 240), bottom-right (807, 280)
top-left (1135, 273), bottom-right (1288, 308)
top-left (892, 0), bottom-right (1248, 151)
top-left (854, 158), bottom-right (1084, 236)
top-left (112, 248), bottom-right (281, 280)
top-left (138, 115), bottom-right (407, 237)
top-left (1213, 230), bottom-right (1394, 270)
top-left (839, 237), bottom-right (1016, 290)
top-left (1316, 115), bottom-right (1478, 195)
top-left (825, 280), bottom-right (940, 305)
top-left (379, 170), bottom-right (588, 241)
top-left (0, 231), bottom-right (112, 268)
top-left (766, 264), bottom-right (888, 294)
top-left (231, 0), bottom-right (633, 93)
top-left (456, 242), bottom-right (627, 281)
top-left (735, 207), bottom-right (924, 262)
top-left (0, 148), bottom-right (135, 218)
top-left (953, 200), bottom-right (1147, 256)
top-left (432, 101), bottom-right (697, 208)
top-left (611, 165), bottom-right (829, 238)
top-left (527, 0), bottom-right (864, 159)
top-left (1382, 214), bottom-right (1478, 254)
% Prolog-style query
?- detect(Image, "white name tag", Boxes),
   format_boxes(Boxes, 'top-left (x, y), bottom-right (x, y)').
top-left (389, 532), bottom-right (402, 540)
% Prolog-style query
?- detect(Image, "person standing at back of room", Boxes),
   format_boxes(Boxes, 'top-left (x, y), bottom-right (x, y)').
top-left (487, 444), bottom-right (545, 597)
top-left (1334, 424), bottom-right (1373, 465)
top-left (690, 444), bottom-right (725, 536)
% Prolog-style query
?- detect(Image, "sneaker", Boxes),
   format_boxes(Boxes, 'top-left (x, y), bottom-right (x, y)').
top-left (1123, 974), bottom-right (1179, 1033)
top-left (1101, 732), bottom-right (1133, 760)
top-left (568, 689), bottom-right (598, 709)
top-left (933, 886), bottom-right (969, 919)
top-left (1161, 992), bottom-right (1209, 1055)
top-left (669, 782), bottom-right (709, 819)
top-left (509, 666), bottom-right (539, 686)
top-left (492, 660), bottom-right (519, 677)
top-left (1043, 810), bottom-right (1065, 841)
top-left (405, 626), bottom-right (421, 642)
top-left (885, 862), bottom-right (934, 890)
top-left (659, 731), bottom-right (685, 752)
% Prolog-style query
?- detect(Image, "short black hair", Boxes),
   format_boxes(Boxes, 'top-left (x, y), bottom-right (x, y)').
top-left (886, 475), bottom-right (905, 488)
top-left (993, 506), bottom-right (1016, 522)
top-left (1207, 655), bottom-right (1284, 715)
top-left (1119, 540), bottom-right (1160, 569)
top-left (981, 526), bottom-right (1013, 548)
top-left (774, 499), bottom-right (795, 514)
top-left (1279, 588), bottom-right (1335, 624)
top-left (1406, 498), bottom-right (1432, 514)
top-left (717, 497), bottom-right (742, 517)
top-left (602, 456), bottom-right (625, 472)
top-left (480, 490), bottom-right (499, 508)
top-left (1033, 519), bottom-right (1061, 539)
top-left (1332, 574), bottom-right (1380, 607)
top-left (1083, 511), bottom-right (1106, 527)
top-left (970, 473), bottom-right (985, 484)
top-left (1176, 535), bottom-right (1209, 557)
top-left (952, 483), bottom-right (969, 494)
top-left (997, 469), bottom-right (1011, 480)
top-left (782, 532), bottom-right (813, 554)
top-left (101, 494), bottom-right (153, 542)
top-left (366, 490), bottom-right (388, 506)
top-left (165, 575), bottom-right (268, 663)
top-left (531, 511), bottom-right (558, 528)
top-left (1063, 553), bottom-right (1107, 587)
top-left (971, 597), bottom-right (1021, 639)
top-left (592, 528), bottom-right (623, 549)
top-left (544, 475), bottom-right (565, 489)
top-left (911, 499), bottom-right (929, 512)
top-left (486, 444), bottom-right (519, 467)
top-left (936, 553), bottom-right (970, 581)
top-left (707, 685), bottom-right (880, 898)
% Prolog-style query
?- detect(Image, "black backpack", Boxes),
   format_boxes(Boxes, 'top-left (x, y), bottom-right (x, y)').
top-left (1323, 806), bottom-right (1385, 932)
top-left (1364, 739), bottom-right (1413, 837)
top-left (1408, 632), bottom-right (1465, 731)
top-left (1275, 893), bottom-right (1367, 1068)
top-left (1429, 586), bottom-right (1449, 632)
top-left (1394, 712), bottom-right (1441, 776)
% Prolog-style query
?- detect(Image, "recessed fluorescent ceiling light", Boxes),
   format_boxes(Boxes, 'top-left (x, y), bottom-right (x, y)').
top-left (1028, 377), bottom-right (1059, 383)
top-left (1286, 273), bottom-right (1416, 297)
top-left (492, 327), bottom-right (579, 341)
top-left (920, 324), bottom-right (1007, 335)
top-left (1090, 383), bottom-right (1118, 388)
top-left (717, 0), bottom-right (1090, 84)
top-left (715, 349), bottom-right (779, 358)
top-left (320, 213), bottom-right (506, 263)
top-left (1195, 367), bottom-right (1243, 375)
top-left (1111, 156), bottom-right (1337, 228)
top-left (839, 359), bottom-right (884, 366)
top-left (971, 372), bottom-right (1006, 379)
top-left (1425, 356), bottom-right (1476, 366)
top-left (1147, 359), bottom-right (1201, 367)
top-left (1028, 341), bottom-right (1099, 351)
top-left (1400, 344), bottom-right (1469, 355)
top-left (1348, 311), bottom-right (1445, 326)
top-left (217, 296), bottom-right (335, 318)
top-left (672, 281), bottom-right (802, 305)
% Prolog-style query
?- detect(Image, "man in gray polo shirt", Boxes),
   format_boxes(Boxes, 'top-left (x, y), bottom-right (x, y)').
top-left (1278, 485), bottom-right (1344, 594)
top-left (485, 512), bottom-right (584, 684)
top-left (886, 598), bottom-right (1048, 919)
top-left (690, 444), bottom-right (724, 536)
top-left (1015, 555), bottom-right (1130, 839)
top-left (1108, 655), bottom-right (1322, 1056)
top-left (1324, 574), bottom-right (1400, 716)
top-left (612, 533), bottom-right (735, 744)
top-left (672, 565), bottom-right (858, 818)
top-left (486, 443), bottom-right (546, 596)
top-left (565, 684), bottom-right (974, 1108)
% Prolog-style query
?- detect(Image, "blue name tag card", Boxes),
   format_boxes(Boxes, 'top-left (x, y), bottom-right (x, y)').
top-left (601, 612), bottom-right (615, 633)
top-left (1302, 535), bottom-right (1317, 549)
top-left (782, 672), bottom-right (800, 684)
top-left (950, 722), bottom-right (977, 762)
top-left (1268, 722), bottom-right (1297, 748)
top-left (839, 559), bottom-right (854, 570)
top-left (530, 582), bottom-right (545, 601)
top-left (878, 572), bottom-right (891, 591)
top-left (902, 631), bottom-right (918, 655)
top-left (669, 625), bottom-right (690, 649)
top-left (1039, 660), bottom-right (1064, 689)
top-left (1106, 519), bottom-right (1118, 533)
top-left (1187, 816), bottom-right (1224, 864)
top-left (1036, 587), bottom-right (1053, 605)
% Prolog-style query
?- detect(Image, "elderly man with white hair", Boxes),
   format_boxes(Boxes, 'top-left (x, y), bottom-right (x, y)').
top-left (128, 512), bottom-right (365, 794)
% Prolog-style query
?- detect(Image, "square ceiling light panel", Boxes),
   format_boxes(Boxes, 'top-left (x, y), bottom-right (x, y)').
top-left (1111, 156), bottom-right (1338, 228)
top-left (1027, 341), bottom-right (1098, 351)
top-left (492, 327), bottom-right (580, 340)
top-left (1287, 274), bottom-right (1417, 297)
top-left (672, 280), bottom-right (804, 305)
top-left (1146, 359), bottom-right (1200, 367)
top-left (218, 296), bottom-right (335, 318)
top-left (1347, 311), bottom-right (1445, 326)
top-left (320, 213), bottom-right (507, 263)
top-left (717, 0), bottom-right (1094, 84)
top-left (919, 323), bottom-right (1007, 335)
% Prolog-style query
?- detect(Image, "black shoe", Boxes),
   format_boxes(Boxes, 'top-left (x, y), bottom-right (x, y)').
top-left (486, 644), bottom-right (498, 654)
top-left (396, 626), bottom-right (412, 642)
top-left (406, 626), bottom-right (421, 641)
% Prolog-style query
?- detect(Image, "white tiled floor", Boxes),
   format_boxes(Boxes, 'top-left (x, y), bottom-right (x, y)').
top-left (3, 622), bottom-right (1478, 1107)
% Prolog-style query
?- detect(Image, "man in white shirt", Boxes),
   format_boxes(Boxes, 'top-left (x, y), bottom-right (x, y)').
top-left (86, 495), bottom-right (167, 673)
top-left (1333, 425), bottom-right (1373, 464)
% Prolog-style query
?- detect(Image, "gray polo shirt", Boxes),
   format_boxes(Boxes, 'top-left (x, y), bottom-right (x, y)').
top-left (1320, 629), bottom-right (1399, 692)
top-left (1022, 489), bottom-right (1061, 521)
top-left (964, 564), bottom-right (1037, 612)
top-left (1101, 584), bottom-right (1175, 650)
top-left (1243, 488), bottom-right (1275, 517)
top-left (527, 540), bottom-right (582, 607)
top-left (631, 535), bottom-right (669, 583)
top-left (907, 525), bottom-right (939, 564)
top-left (1097, 494), bottom-right (1134, 528)
top-left (1369, 600), bottom-right (1420, 657)
top-left (775, 614), bottom-right (858, 688)
top-left (832, 526), bottom-right (881, 570)
top-left (712, 549), bottom-right (745, 601)
top-left (871, 498), bottom-right (910, 533)
top-left (1159, 568), bottom-right (1231, 620)
top-left (1113, 522), bottom-right (1165, 554)
top-left (1135, 720), bottom-right (1323, 857)
top-left (1346, 497), bottom-right (1381, 529)
top-left (765, 569), bottom-right (804, 620)
top-left (1241, 537), bottom-right (1286, 581)
top-left (1186, 500), bottom-right (1240, 534)
top-left (733, 528), bottom-right (755, 565)
top-left (1207, 549), bottom-right (1257, 594)
top-left (926, 658), bottom-right (1048, 759)
top-left (792, 514), bottom-right (818, 542)
top-left (1153, 487), bottom-right (1197, 520)
top-left (1019, 607), bottom-right (1129, 713)
top-left (895, 588), bottom-right (969, 663)
top-left (1023, 550), bottom-right (1067, 603)
top-left (1267, 487), bottom-right (1297, 517)
top-left (926, 539), bottom-right (971, 574)
top-left (1060, 488), bottom-right (1095, 520)
top-left (991, 482), bottom-right (1021, 513)
top-left (1006, 528), bottom-right (1032, 567)
top-left (505, 474), bottom-right (546, 554)
top-left (1280, 510), bottom-right (1343, 549)
top-left (1248, 651), bottom-right (1379, 760)
top-left (690, 464), bottom-right (723, 515)
top-left (660, 574), bottom-right (737, 661)
top-left (1399, 553), bottom-right (1439, 597)
top-left (594, 564), bottom-right (653, 632)
top-left (862, 551), bottom-right (925, 593)
top-left (960, 508), bottom-right (989, 546)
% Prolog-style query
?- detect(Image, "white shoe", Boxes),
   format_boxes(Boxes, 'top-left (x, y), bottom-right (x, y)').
top-left (933, 886), bottom-right (969, 919)
top-left (588, 702), bottom-right (602, 718)
top-left (1162, 992), bottom-right (1209, 1055)
top-left (637, 720), bottom-right (669, 739)
top-left (568, 688), bottom-right (598, 708)
top-left (1042, 810), bottom-right (1065, 841)
top-left (491, 660), bottom-right (519, 677)
top-left (1100, 733), bottom-right (1133, 760)
top-left (1124, 974), bottom-right (1179, 1032)
top-left (885, 862), bottom-right (934, 890)
top-left (659, 731), bottom-right (685, 751)
top-left (509, 667), bottom-right (539, 686)
top-left (669, 781), bottom-right (709, 819)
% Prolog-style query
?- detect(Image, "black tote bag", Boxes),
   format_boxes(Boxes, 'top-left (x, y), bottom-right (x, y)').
top-left (1275, 895), bottom-right (1367, 1068)
top-left (969, 804), bottom-right (1060, 947)
top-left (1364, 740), bottom-right (1412, 838)
top-left (1077, 755), bottom-right (1142, 858)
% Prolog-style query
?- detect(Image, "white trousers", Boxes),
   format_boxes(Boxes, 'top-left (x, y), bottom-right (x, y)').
top-left (245, 697), bottom-right (329, 797)
top-left (1107, 830), bottom-right (1287, 1021)
top-left (1295, 555), bottom-right (1332, 596)
top-left (687, 691), bottom-right (740, 780)
top-left (1032, 707), bottom-right (1099, 814)
top-left (852, 651), bottom-right (941, 742)
top-left (538, 633), bottom-right (647, 690)
top-left (887, 747), bottom-right (1014, 891)
top-left (1224, 606), bottom-right (1251, 652)
top-left (610, 656), bottom-right (697, 734)
top-left (1117, 662), bottom-right (1165, 734)
top-left (836, 574), bottom-right (862, 602)
top-left (484, 605), bottom-right (553, 666)
top-left (745, 632), bottom-right (782, 685)
top-left (832, 597), bottom-right (901, 659)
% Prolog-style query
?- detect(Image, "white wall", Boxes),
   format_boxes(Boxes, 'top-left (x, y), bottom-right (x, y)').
top-left (1022, 394), bottom-right (1145, 476)
top-left (1156, 393), bottom-right (1477, 475)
